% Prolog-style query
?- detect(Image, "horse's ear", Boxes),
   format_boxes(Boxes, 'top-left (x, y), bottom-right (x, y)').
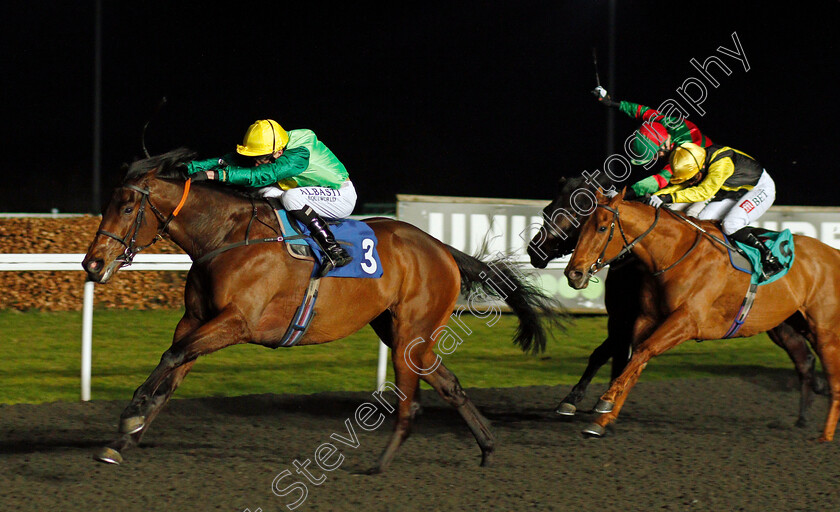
top-left (607, 187), bottom-right (627, 206)
top-left (594, 188), bottom-right (607, 202)
top-left (119, 163), bottom-right (130, 179)
top-left (557, 176), bottom-right (567, 191)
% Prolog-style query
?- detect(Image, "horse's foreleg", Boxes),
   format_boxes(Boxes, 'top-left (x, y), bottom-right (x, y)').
top-left (96, 307), bottom-right (250, 464)
top-left (556, 336), bottom-right (619, 417)
top-left (583, 311), bottom-right (693, 437)
top-left (96, 361), bottom-right (196, 464)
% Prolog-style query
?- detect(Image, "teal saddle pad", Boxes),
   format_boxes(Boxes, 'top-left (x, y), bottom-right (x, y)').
top-left (725, 228), bottom-right (795, 285)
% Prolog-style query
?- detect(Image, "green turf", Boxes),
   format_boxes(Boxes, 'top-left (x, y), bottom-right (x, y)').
top-left (0, 309), bottom-right (800, 405)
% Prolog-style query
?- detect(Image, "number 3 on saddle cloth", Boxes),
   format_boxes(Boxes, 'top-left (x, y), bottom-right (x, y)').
top-left (721, 228), bottom-right (795, 338)
top-left (275, 209), bottom-right (384, 279)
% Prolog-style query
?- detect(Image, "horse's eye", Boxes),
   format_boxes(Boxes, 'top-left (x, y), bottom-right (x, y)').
top-left (598, 226), bottom-right (608, 232)
top-left (123, 206), bottom-right (134, 214)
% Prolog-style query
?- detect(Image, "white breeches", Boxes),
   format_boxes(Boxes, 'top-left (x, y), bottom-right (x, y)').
top-left (258, 180), bottom-right (357, 219)
top-left (694, 170), bottom-right (776, 234)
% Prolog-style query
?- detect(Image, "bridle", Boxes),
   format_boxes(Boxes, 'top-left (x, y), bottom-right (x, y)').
top-left (585, 201), bottom-right (724, 278)
top-left (586, 203), bottom-right (661, 276)
top-left (96, 179), bottom-right (191, 266)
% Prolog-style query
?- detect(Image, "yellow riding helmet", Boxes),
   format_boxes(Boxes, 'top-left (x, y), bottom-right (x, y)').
top-left (668, 143), bottom-right (707, 184)
top-left (236, 119), bottom-right (290, 156)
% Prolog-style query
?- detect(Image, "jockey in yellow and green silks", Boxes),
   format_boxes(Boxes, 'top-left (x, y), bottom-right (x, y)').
top-left (594, 88), bottom-right (713, 197)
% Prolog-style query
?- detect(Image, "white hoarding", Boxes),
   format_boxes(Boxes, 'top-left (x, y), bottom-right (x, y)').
top-left (397, 195), bottom-right (840, 313)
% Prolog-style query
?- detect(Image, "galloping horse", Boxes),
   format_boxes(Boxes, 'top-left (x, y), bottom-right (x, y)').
top-left (82, 149), bottom-right (562, 470)
top-left (564, 189), bottom-right (840, 441)
top-left (527, 174), bottom-right (826, 427)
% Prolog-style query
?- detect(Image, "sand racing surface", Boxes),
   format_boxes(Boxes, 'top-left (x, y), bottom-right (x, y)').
top-left (2, 375), bottom-right (839, 511)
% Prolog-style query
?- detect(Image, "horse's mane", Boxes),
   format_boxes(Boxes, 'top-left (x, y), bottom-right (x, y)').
top-left (122, 148), bottom-right (263, 200)
top-left (561, 171), bottom-right (616, 196)
top-left (123, 148), bottom-right (197, 182)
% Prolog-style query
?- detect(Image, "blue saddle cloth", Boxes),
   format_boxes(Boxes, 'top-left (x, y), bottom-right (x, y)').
top-left (725, 229), bottom-right (795, 285)
top-left (277, 210), bottom-right (383, 279)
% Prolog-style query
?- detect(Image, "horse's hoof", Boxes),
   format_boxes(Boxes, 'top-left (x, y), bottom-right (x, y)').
top-left (94, 447), bottom-right (123, 465)
top-left (410, 402), bottom-right (423, 418)
top-left (120, 415), bottom-right (145, 435)
top-left (593, 399), bottom-right (614, 413)
top-left (555, 402), bottom-right (577, 417)
top-left (582, 423), bottom-right (606, 437)
top-left (480, 450), bottom-right (494, 467)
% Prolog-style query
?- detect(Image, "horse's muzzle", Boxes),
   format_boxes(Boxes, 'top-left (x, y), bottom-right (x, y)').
top-left (565, 268), bottom-right (589, 290)
top-left (527, 244), bottom-right (550, 269)
top-left (82, 255), bottom-right (119, 284)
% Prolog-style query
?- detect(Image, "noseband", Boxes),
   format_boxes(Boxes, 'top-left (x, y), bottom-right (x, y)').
top-left (96, 180), bottom-right (191, 266)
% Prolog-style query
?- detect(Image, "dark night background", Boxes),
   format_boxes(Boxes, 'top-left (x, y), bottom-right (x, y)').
top-left (1, 1), bottom-right (837, 214)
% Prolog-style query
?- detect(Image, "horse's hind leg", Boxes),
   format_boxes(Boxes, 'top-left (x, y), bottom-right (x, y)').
top-left (767, 319), bottom-right (826, 427)
top-left (804, 324), bottom-right (840, 442)
top-left (370, 311), bottom-right (423, 418)
top-left (420, 357), bottom-right (494, 466)
top-left (372, 345), bottom-right (421, 473)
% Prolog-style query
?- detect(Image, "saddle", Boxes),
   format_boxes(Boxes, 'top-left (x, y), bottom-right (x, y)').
top-left (724, 227), bottom-right (795, 286)
top-left (717, 227), bottom-right (794, 338)
top-left (267, 201), bottom-right (384, 279)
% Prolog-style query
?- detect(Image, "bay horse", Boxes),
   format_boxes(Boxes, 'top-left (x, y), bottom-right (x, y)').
top-left (82, 149), bottom-right (562, 470)
top-left (527, 174), bottom-right (826, 427)
top-left (564, 189), bottom-right (840, 441)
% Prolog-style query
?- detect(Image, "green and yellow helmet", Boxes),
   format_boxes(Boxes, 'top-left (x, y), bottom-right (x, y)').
top-left (668, 143), bottom-right (707, 184)
top-left (236, 119), bottom-right (290, 156)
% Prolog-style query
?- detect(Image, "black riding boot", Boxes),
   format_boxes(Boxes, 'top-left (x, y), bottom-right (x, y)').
top-left (730, 227), bottom-right (783, 281)
top-left (290, 206), bottom-right (352, 276)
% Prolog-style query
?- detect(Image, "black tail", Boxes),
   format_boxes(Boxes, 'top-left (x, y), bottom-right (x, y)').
top-left (445, 245), bottom-right (567, 354)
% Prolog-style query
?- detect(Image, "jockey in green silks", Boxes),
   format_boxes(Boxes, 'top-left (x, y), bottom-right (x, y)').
top-left (185, 119), bottom-right (355, 273)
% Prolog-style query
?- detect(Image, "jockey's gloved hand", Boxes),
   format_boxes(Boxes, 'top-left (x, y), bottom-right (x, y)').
top-left (190, 170), bottom-right (218, 182)
top-left (648, 195), bottom-right (664, 208)
top-left (592, 86), bottom-right (619, 107)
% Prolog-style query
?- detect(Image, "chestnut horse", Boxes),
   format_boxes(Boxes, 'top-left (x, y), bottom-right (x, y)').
top-left (82, 149), bottom-right (562, 470)
top-left (527, 175), bottom-right (826, 427)
top-left (564, 189), bottom-right (840, 441)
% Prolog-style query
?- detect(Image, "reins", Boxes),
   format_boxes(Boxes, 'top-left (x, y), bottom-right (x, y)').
top-left (100, 175), bottom-right (312, 268)
top-left (661, 207), bottom-right (741, 252)
top-left (192, 198), bottom-right (308, 265)
top-left (589, 202), bottom-right (729, 278)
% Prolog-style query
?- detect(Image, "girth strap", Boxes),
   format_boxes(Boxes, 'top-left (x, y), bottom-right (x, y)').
top-left (276, 277), bottom-right (322, 347)
top-left (723, 282), bottom-right (758, 339)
